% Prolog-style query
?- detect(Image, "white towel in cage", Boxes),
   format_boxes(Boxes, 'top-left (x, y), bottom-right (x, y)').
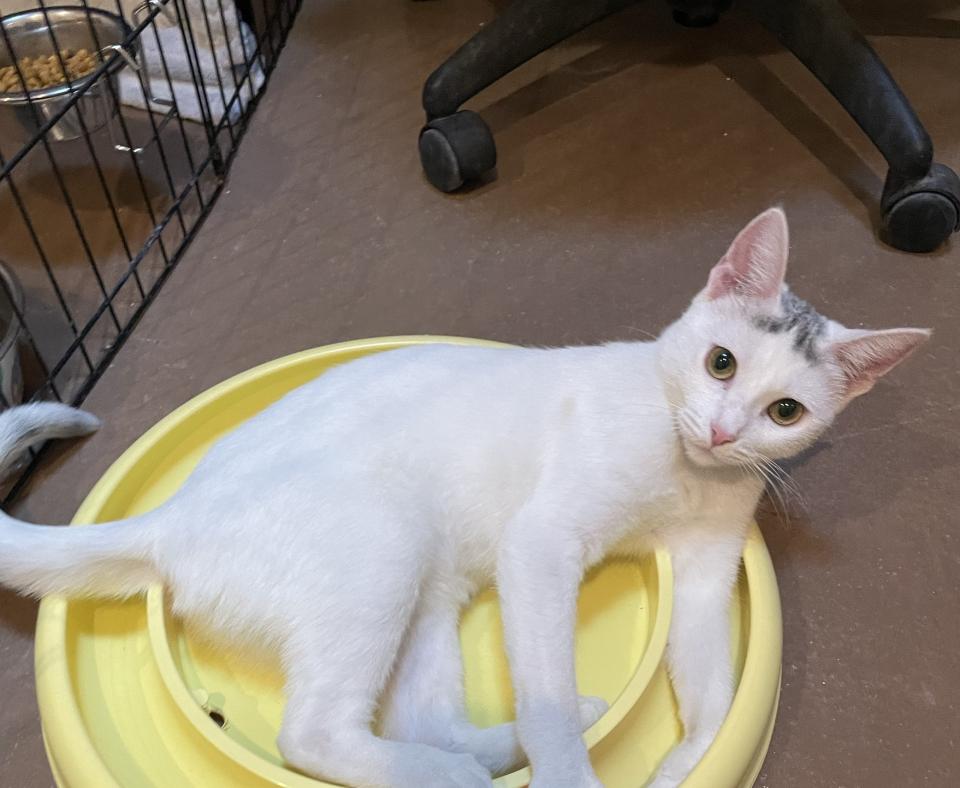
top-left (118, 15), bottom-right (265, 125)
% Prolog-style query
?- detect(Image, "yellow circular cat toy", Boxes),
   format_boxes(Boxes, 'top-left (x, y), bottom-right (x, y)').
top-left (35, 337), bottom-right (781, 788)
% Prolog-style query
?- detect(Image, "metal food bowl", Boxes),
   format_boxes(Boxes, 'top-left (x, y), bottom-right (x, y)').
top-left (0, 6), bottom-right (135, 142)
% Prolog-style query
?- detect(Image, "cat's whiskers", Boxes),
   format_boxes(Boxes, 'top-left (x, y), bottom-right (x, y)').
top-left (730, 446), bottom-right (804, 526)
top-left (677, 409), bottom-right (700, 440)
top-left (621, 325), bottom-right (659, 342)
top-left (743, 458), bottom-right (790, 525)
top-left (751, 451), bottom-right (807, 512)
top-left (759, 464), bottom-right (790, 524)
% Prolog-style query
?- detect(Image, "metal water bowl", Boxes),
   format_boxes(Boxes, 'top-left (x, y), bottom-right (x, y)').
top-left (0, 6), bottom-right (135, 142)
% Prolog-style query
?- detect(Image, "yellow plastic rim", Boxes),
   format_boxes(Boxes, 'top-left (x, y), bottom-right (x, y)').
top-left (34, 336), bottom-right (782, 788)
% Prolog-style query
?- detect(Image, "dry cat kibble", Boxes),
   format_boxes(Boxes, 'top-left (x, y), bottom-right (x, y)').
top-left (0, 49), bottom-right (97, 93)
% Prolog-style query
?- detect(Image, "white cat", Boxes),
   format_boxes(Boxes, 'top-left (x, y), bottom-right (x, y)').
top-left (0, 209), bottom-right (928, 788)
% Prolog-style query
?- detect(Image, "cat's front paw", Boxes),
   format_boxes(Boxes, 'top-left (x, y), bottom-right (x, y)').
top-left (646, 737), bottom-right (708, 788)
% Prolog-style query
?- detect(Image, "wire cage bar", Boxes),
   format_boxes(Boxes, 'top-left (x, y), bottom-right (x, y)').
top-left (0, 0), bottom-right (300, 498)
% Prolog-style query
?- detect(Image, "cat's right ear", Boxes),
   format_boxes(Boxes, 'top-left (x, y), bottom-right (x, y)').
top-left (704, 207), bottom-right (789, 301)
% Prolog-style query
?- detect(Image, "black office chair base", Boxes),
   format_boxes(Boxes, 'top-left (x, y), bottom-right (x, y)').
top-left (419, 111), bottom-right (497, 193)
top-left (881, 163), bottom-right (960, 253)
top-left (418, 0), bottom-right (959, 251)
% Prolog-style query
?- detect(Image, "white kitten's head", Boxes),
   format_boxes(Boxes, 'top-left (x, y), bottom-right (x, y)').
top-left (659, 208), bottom-right (930, 469)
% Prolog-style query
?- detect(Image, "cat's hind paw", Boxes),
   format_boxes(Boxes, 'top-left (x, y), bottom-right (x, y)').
top-left (454, 695), bottom-right (608, 776)
top-left (421, 750), bottom-right (493, 788)
top-left (577, 695), bottom-right (609, 730)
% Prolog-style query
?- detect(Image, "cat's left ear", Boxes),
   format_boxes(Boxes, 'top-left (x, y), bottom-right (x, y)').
top-left (829, 327), bottom-right (931, 402)
top-left (705, 207), bottom-right (789, 301)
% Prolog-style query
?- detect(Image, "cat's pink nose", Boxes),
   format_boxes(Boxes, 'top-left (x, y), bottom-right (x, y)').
top-left (710, 423), bottom-right (736, 447)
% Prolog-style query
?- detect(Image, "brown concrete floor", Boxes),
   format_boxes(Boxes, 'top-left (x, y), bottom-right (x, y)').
top-left (3, 1), bottom-right (960, 785)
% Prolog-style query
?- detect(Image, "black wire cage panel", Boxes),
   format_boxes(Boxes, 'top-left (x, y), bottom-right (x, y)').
top-left (0, 0), bottom-right (299, 495)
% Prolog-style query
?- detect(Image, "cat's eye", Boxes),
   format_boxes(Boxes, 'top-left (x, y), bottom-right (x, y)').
top-left (706, 346), bottom-right (736, 380)
top-left (768, 398), bottom-right (805, 426)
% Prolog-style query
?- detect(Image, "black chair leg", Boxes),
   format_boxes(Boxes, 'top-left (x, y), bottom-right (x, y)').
top-left (745, 0), bottom-right (960, 252)
top-left (419, 0), bottom-right (638, 192)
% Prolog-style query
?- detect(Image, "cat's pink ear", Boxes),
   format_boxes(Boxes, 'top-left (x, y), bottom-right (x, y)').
top-left (705, 208), bottom-right (789, 301)
top-left (830, 328), bottom-right (931, 401)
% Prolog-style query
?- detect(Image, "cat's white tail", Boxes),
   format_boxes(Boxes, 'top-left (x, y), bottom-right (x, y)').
top-left (0, 403), bottom-right (159, 599)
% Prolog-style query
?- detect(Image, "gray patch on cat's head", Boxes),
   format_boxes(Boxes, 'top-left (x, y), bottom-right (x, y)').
top-left (753, 288), bottom-right (826, 362)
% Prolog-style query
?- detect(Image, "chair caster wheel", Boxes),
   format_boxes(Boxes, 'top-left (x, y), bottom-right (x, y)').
top-left (671, 1), bottom-right (729, 27)
top-left (881, 163), bottom-right (960, 253)
top-left (419, 110), bottom-right (497, 193)
top-left (672, 9), bottom-right (718, 26)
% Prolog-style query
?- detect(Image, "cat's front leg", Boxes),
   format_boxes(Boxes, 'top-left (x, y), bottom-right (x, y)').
top-left (497, 506), bottom-right (604, 788)
top-left (647, 524), bottom-right (747, 788)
